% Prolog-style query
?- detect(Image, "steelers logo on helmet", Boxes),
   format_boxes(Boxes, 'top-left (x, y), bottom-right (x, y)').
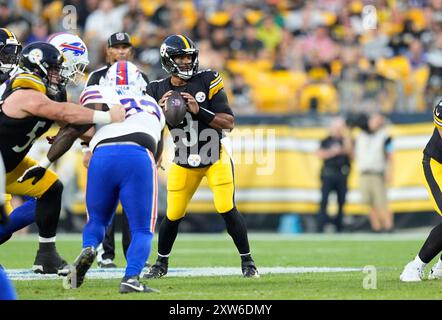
top-left (160, 43), bottom-right (167, 58)
top-left (28, 48), bottom-right (43, 64)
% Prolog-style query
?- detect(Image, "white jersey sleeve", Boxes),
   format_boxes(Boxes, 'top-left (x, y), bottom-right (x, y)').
top-left (81, 86), bottom-right (165, 151)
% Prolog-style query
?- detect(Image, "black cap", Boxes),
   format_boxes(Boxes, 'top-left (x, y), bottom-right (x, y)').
top-left (107, 32), bottom-right (132, 47)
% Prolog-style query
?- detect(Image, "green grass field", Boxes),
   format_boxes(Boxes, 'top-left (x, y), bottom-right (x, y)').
top-left (1, 232), bottom-right (441, 300)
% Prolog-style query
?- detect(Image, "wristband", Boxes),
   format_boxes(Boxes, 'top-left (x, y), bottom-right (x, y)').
top-left (196, 107), bottom-right (215, 124)
top-left (39, 156), bottom-right (52, 169)
top-left (93, 110), bottom-right (111, 124)
top-left (81, 146), bottom-right (91, 154)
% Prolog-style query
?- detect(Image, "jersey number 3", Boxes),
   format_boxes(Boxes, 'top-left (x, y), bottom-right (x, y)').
top-left (13, 121), bottom-right (46, 153)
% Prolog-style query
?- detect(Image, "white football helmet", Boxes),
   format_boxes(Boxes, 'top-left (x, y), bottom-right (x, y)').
top-left (48, 32), bottom-right (89, 85)
top-left (103, 60), bottom-right (147, 96)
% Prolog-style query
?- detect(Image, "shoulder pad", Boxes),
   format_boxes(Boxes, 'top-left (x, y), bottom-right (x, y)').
top-left (206, 70), bottom-right (223, 100)
top-left (11, 73), bottom-right (46, 94)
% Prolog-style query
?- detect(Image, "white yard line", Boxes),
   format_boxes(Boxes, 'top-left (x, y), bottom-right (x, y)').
top-left (7, 266), bottom-right (363, 281)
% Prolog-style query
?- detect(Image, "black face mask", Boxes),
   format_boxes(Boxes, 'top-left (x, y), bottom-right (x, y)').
top-left (0, 44), bottom-right (20, 68)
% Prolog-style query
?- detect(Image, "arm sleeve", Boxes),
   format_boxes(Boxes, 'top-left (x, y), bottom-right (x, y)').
top-left (86, 71), bottom-right (101, 87)
top-left (141, 72), bottom-right (154, 97)
top-left (209, 89), bottom-right (233, 115)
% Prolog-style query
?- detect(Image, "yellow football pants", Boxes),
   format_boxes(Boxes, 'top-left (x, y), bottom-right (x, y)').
top-left (423, 156), bottom-right (442, 216)
top-left (166, 148), bottom-right (235, 221)
top-left (4, 156), bottom-right (59, 214)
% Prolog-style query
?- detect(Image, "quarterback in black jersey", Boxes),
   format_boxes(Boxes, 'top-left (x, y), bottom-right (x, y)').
top-left (0, 42), bottom-right (125, 274)
top-left (144, 34), bottom-right (259, 279)
top-left (400, 102), bottom-right (442, 281)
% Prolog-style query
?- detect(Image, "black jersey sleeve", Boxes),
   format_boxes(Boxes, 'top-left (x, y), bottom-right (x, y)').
top-left (141, 71), bottom-right (154, 97)
top-left (204, 70), bottom-right (233, 115)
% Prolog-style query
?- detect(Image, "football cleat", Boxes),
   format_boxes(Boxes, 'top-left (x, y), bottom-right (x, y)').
top-left (428, 264), bottom-right (442, 280)
top-left (242, 260), bottom-right (260, 278)
top-left (63, 247), bottom-right (96, 289)
top-left (119, 276), bottom-right (159, 294)
top-left (97, 258), bottom-right (117, 268)
top-left (32, 248), bottom-right (69, 275)
top-left (400, 261), bottom-right (424, 282)
top-left (143, 258), bottom-right (168, 279)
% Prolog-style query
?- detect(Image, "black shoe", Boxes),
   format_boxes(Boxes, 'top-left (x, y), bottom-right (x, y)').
top-left (143, 258), bottom-right (168, 279)
top-left (242, 260), bottom-right (260, 278)
top-left (32, 247), bottom-right (69, 275)
top-left (63, 247), bottom-right (96, 289)
top-left (119, 276), bottom-right (159, 293)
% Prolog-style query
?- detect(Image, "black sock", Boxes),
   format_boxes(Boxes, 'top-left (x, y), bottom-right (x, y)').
top-left (220, 207), bottom-right (251, 255)
top-left (419, 221), bottom-right (442, 263)
top-left (157, 217), bottom-right (183, 257)
top-left (38, 242), bottom-right (56, 252)
top-left (36, 180), bottom-right (63, 239)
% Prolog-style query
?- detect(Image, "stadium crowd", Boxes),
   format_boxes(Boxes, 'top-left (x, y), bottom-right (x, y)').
top-left (1, 0), bottom-right (442, 115)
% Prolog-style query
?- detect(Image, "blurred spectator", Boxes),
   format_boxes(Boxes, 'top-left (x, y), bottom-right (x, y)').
top-left (256, 13), bottom-right (283, 52)
top-left (230, 72), bottom-right (254, 114)
top-left (25, 19), bottom-right (48, 45)
top-left (84, 0), bottom-right (126, 69)
top-left (236, 24), bottom-right (265, 60)
top-left (361, 29), bottom-right (393, 61)
top-left (316, 117), bottom-right (353, 233)
top-left (151, 0), bottom-right (174, 29)
top-left (427, 32), bottom-right (442, 106)
top-left (1, 0), bottom-right (442, 113)
top-left (301, 25), bottom-right (338, 63)
top-left (406, 38), bottom-right (428, 69)
top-left (355, 113), bottom-right (394, 233)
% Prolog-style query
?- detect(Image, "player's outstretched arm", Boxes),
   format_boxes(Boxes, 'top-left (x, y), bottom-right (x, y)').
top-left (5, 90), bottom-right (125, 125)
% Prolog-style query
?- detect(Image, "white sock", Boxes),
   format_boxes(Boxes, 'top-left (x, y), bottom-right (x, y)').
top-left (413, 255), bottom-right (427, 269)
top-left (39, 236), bottom-right (56, 243)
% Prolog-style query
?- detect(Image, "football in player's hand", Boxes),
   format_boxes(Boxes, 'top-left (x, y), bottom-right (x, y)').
top-left (164, 91), bottom-right (187, 126)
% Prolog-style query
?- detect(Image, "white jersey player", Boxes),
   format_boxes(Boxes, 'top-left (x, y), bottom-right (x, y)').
top-left (64, 61), bottom-right (165, 294)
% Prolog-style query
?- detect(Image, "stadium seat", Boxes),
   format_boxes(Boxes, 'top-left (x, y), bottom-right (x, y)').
top-left (376, 56), bottom-right (411, 81)
top-left (299, 83), bottom-right (338, 113)
top-left (248, 71), bottom-right (307, 113)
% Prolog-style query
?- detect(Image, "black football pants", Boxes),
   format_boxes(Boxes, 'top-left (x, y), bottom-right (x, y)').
top-left (317, 173), bottom-right (348, 233)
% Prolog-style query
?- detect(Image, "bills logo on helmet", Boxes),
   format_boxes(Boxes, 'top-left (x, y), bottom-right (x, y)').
top-left (59, 42), bottom-right (86, 56)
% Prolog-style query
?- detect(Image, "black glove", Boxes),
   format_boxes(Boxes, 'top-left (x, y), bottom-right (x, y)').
top-left (17, 165), bottom-right (47, 185)
top-left (0, 204), bottom-right (7, 225)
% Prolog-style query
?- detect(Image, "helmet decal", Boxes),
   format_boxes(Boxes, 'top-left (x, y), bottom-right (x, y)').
top-left (27, 49), bottom-right (43, 64)
top-left (59, 42), bottom-right (86, 56)
top-left (116, 61), bottom-right (128, 85)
